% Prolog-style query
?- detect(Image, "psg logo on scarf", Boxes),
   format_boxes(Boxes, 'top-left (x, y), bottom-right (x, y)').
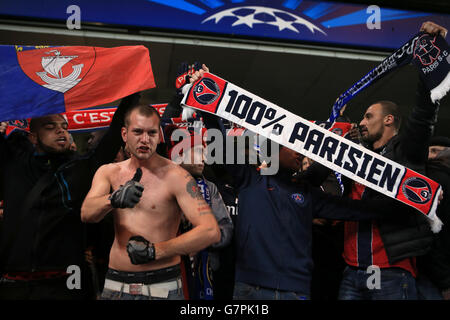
top-left (193, 78), bottom-right (221, 105)
top-left (414, 34), bottom-right (441, 66)
top-left (401, 177), bottom-right (432, 205)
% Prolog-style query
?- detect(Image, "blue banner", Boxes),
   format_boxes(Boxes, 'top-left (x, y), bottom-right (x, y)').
top-left (1, 0), bottom-right (449, 50)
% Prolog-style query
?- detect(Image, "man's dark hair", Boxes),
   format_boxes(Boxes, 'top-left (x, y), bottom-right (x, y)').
top-left (29, 114), bottom-right (67, 133)
top-left (124, 104), bottom-right (161, 128)
top-left (430, 136), bottom-right (450, 148)
top-left (377, 100), bottom-right (402, 130)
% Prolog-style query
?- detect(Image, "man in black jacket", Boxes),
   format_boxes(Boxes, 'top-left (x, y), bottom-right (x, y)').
top-left (338, 21), bottom-right (448, 300)
top-left (0, 94), bottom-right (139, 300)
top-left (416, 138), bottom-right (450, 299)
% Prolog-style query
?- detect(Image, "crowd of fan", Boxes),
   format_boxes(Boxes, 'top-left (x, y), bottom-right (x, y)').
top-left (0, 21), bottom-right (449, 301)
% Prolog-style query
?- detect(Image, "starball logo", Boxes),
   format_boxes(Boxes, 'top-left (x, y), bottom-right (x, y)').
top-left (146, 0), bottom-right (430, 38)
top-left (202, 6), bottom-right (326, 35)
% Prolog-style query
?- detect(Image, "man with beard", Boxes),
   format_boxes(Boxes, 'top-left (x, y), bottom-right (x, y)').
top-left (338, 20), bottom-right (447, 300)
top-left (338, 100), bottom-right (435, 299)
top-left (0, 94), bottom-right (138, 300)
top-left (81, 104), bottom-right (220, 300)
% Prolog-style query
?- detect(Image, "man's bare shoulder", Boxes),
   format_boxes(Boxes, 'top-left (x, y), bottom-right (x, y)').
top-left (97, 160), bottom-right (129, 176)
top-left (154, 155), bottom-right (192, 183)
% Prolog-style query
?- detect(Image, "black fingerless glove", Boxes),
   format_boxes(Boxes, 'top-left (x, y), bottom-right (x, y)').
top-left (109, 168), bottom-right (144, 208)
top-left (127, 235), bottom-right (155, 265)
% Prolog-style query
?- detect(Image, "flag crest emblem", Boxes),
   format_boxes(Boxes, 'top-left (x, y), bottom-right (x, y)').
top-left (17, 47), bottom-right (95, 93)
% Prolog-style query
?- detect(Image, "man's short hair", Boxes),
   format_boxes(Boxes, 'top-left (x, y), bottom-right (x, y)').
top-left (124, 104), bottom-right (161, 128)
top-left (377, 100), bottom-right (402, 130)
top-left (29, 114), bottom-right (67, 133)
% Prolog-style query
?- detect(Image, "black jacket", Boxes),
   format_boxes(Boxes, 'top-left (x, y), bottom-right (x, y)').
top-left (418, 151), bottom-right (450, 290)
top-left (0, 94), bottom-right (138, 272)
top-left (349, 81), bottom-right (439, 264)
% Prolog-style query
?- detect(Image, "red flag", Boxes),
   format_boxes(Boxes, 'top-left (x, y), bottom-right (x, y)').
top-left (1, 45), bottom-right (155, 122)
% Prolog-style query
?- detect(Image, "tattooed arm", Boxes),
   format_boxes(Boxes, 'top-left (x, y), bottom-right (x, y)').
top-left (153, 167), bottom-right (221, 260)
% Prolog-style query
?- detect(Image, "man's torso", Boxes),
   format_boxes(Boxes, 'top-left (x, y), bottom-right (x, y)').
top-left (107, 157), bottom-right (182, 272)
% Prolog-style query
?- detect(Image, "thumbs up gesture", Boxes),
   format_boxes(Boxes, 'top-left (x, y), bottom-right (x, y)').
top-left (109, 168), bottom-right (144, 209)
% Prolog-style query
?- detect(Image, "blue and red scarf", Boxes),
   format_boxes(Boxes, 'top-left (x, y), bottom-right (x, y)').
top-left (192, 177), bottom-right (214, 300)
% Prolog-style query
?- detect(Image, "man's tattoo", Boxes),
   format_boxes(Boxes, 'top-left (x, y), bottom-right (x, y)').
top-left (186, 178), bottom-right (204, 200)
top-left (197, 204), bottom-right (212, 216)
top-left (185, 175), bottom-right (212, 216)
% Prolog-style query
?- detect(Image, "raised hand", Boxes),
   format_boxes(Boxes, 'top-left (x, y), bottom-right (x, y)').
top-left (109, 168), bottom-right (144, 209)
top-left (175, 61), bottom-right (204, 91)
top-left (420, 21), bottom-right (448, 38)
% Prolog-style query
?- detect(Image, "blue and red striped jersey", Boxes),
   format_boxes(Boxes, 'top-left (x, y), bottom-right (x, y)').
top-left (343, 182), bottom-right (417, 277)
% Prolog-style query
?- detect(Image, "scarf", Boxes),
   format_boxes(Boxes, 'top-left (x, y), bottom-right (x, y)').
top-left (192, 176), bottom-right (214, 300)
top-left (181, 72), bottom-right (443, 233)
top-left (329, 32), bottom-right (450, 122)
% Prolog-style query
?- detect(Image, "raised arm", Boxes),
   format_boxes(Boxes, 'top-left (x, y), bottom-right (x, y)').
top-left (0, 122), bottom-right (6, 163)
top-left (162, 62), bottom-right (206, 119)
top-left (398, 79), bottom-right (440, 164)
top-left (398, 21), bottom-right (448, 164)
top-left (0, 122), bottom-right (33, 164)
top-left (420, 21), bottom-right (448, 38)
top-left (0, 123), bottom-right (6, 186)
top-left (81, 165), bottom-right (144, 223)
top-left (81, 164), bottom-right (115, 223)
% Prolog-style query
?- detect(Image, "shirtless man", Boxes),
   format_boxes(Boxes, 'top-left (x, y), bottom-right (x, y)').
top-left (81, 104), bottom-right (220, 300)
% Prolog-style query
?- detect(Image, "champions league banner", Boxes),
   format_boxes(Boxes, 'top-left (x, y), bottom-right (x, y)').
top-left (181, 72), bottom-right (443, 233)
top-left (3, 1), bottom-right (449, 51)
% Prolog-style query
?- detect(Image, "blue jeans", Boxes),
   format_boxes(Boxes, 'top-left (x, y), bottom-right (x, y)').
top-left (338, 266), bottom-right (417, 300)
top-left (233, 282), bottom-right (309, 300)
top-left (416, 275), bottom-right (443, 300)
